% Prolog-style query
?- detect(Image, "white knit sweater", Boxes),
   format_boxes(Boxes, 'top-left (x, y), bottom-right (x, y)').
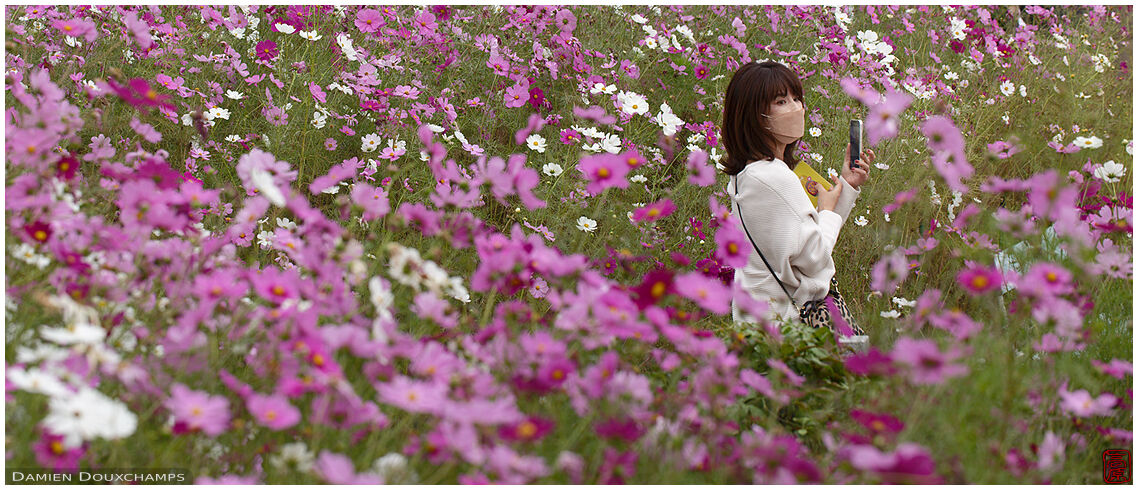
top-left (728, 158), bottom-right (860, 324)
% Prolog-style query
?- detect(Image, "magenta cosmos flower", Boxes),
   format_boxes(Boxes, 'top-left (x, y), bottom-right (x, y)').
top-left (255, 40), bottom-right (279, 61)
top-left (166, 383), bottom-right (231, 436)
top-left (956, 263), bottom-right (1002, 295)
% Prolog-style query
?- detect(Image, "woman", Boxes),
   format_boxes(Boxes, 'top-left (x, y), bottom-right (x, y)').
top-left (721, 61), bottom-right (875, 329)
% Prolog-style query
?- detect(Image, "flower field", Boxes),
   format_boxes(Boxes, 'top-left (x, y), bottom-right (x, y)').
top-left (4, 5), bottom-right (1133, 484)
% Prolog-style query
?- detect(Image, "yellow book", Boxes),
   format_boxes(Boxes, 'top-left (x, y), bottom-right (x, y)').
top-left (792, 160), bottom-right (833, 208)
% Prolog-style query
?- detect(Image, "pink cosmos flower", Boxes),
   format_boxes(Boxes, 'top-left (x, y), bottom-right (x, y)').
top-left (865, 88), bottom-right (913, 146)
top-left (315, 451), bottom-right (383, 485)
top-left (870, 250), bottom-right (908, 294)
top-left (673, 271), bottom-right (731, 315)
top-left (122, 11), bottom-right (152, 50)
top-left (890, 337), bottom-right (968, 385)
top-left (632, 199), bottom-right (676, 222)
top-left (166, 383), bottom-right (231, 436)
top-left (687, 149), bottom-right (716, 187)
top-left (355, 8), bottom-right (385, 32)
top-left (514, 113), bottom-right (547, 145)
top-left (350, 183), bottom-right (390, 221)
top-left (504, 82), bottom-right (530, 108)
top-left (376, 375), bottom-right (447, 415)
top-left (921, 116), bottom-right (973, 193)
top-left (53, 17), bottom-right (97, 42)
top-left (956, 263), bottom-right (1002, 295)
top-left (105, 78), bottom-right (176, 111)
top-left (130, 117), bottom-right (162, 143)
top-left (324, 138), bottom-right (337, 151)
top-left (1058, 385), bottom-right (1117, 417)
top-left (246, 393), bottom-right (301, 430)
top-left (577, 152), bottom-right (629, 195)
top-left (1037, 431), bottom-right (1065, 472)
top-left (715, 218), bottom-right (750, 268)
top-left (573, 105), bottom-right (617, 125)
top-left (1017, 262), bottom-right (1073, 298)
top-left (767, 359), bottom-right (806, 386)
top-left (1091, 359), bottom-right (1133, 380)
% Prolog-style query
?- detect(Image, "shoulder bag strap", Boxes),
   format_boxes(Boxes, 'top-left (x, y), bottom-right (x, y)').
top-left (733, 174), bottom-right (798, 309)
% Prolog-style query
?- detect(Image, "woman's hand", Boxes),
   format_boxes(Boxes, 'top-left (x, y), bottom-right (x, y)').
top-left (817, 178), bottom-right (843, 212)
top-left (841, 143), bottom-right (873, 190)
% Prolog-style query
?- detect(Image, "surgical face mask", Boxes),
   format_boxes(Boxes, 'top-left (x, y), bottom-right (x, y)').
top-left (762, 104), bottom-right (805, 144)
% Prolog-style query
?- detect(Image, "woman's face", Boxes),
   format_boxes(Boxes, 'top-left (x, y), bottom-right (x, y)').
top-left (765, 92), bottom-right (803, 117)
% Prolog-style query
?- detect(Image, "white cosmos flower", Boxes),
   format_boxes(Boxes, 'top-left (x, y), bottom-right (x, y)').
top-left (226, 90), bottom-right (245, 100)
top-left (629, 174), bottom-right (647, 183)
top-left (43, 387), bottom-right (137, 448)
top-left (374, 453), bottom-right (418, 484)
top-left (1000, 80), bottom-right (1015, 96)
top-left (857, 30), bottom-right (879, 44)
top-left (526, 134), bottom-right (547, 153)
top-left (617, 91), bottom-right (649, 116)
top-left (892, 296), bottom-right (917, 308)
top-left (1072, 136), bottom-right (1103, 149)
top-left (1094, 160), bottom-right (1125, 183)
top-left (299, 30), bottom-right (322, 41)
top-left (274, 23), bottom-right (296, 34)
top-left (270, 442), bottom-right (316, 472)
top-left (631, 14), bottom-right (648, 24)
top-left (250, 168), bottom-right (286, 207)
top-left (854, 215), bottom-right (868, 227)
top-left (542, 162), bottom-right (563, 177)
top-left (656, 102), bottom-right (685, 136)
top-left (41, 323), bottom-right (106, 345)
top-left (600, 134), bottom-right (622, 154)
top-left (361, 133), bottom-right (382, 152)
top-left (809, 127), bottom-right (822, 137)
top-left (576, 216), bottom-right (597, 233)
top-left (643, 37), bottom-right (658, 50)
top-left (7, 366), bottom-right (71, 398)
top-left (1019, 85), bottom-right (1027, 97)
top-left (207, 107), bottom-right (231, 120)
top-left (880, 309), bottom-right (901, 318)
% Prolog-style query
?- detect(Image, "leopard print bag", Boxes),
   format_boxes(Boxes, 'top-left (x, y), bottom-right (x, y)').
top-left (798, 276), bottom-right (865, 335)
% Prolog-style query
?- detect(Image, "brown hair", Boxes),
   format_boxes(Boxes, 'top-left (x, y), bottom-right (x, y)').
top-left (720, 61), bottom-right (804, 176)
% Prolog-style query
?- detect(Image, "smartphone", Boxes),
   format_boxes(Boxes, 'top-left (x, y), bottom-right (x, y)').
top-left (849, 119), bottom-right (863, 170)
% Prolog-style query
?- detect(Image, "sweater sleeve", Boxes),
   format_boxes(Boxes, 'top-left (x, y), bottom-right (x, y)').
top-left (831, 175), bottom-right (861, 225)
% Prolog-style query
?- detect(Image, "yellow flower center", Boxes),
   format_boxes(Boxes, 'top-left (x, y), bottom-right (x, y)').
top-left (312, 354), bottom-right (324, 366)
top-left (33, 230), bottom-right (47, 242)
top-left (597, 168), bottom-right (610, 178)
top-left (727, 243), bottom-right (738, 254)
top-left (627, 157), bottom-right (639, 167)
top-left (651, 282), bottom-right (666, 298)
top-left (51, 441), bottom-right (64, 454)
top-left (552, 369), bottom-right (564, 380)
top-left (265, 410), bottom-right (277, 421)
top-left (146, 89), bottom-right (158, 100)
top-left (64, 25), bottom-right (73, 32)
top-left (192, 407), bottom-right (203, 416)
top-left (971, 276), bottom-right (989, 289)
top-left (871, 420), bottom-right (885, 431)
top-left (407, 391), bottom-right (418, 402)
top-left (517, 421), bottom-right (538, 438)
top-left (1045, 272), bottom-right (1057, 283)
top-left (647, 208), bottom-right (660, 218)
top-left (271, 285), bottom-right (286, 296)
